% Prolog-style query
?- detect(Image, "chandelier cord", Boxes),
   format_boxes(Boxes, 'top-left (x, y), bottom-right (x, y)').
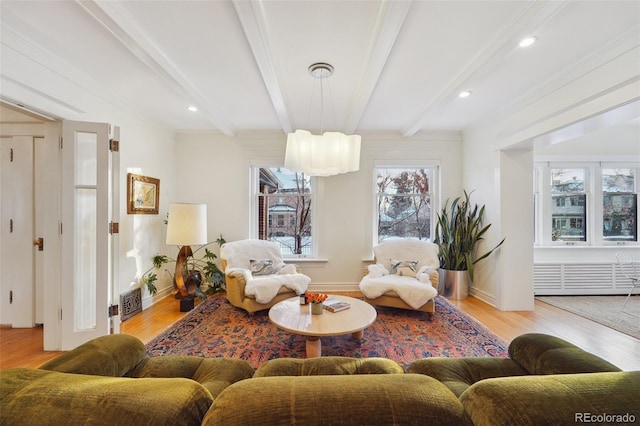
top-left (320, 74), bottom-right (325, 133)
top-left (304, 80), bottom-right (314, 131)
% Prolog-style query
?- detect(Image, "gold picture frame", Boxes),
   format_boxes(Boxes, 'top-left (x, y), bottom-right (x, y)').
top-left (127, 173), bottom-right (160, 214)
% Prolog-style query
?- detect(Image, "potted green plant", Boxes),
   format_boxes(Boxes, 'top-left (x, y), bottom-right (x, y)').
top-left (434, 190), bottom-right (504, 299)
top-left (141, 235), bottom-right (227, 301)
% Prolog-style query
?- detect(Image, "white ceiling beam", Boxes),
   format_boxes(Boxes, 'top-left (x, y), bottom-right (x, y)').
top-left (343, 0), bottom-right (412, 135)
top-left (77, 0), bottom-right (236, 136)
top-left (232, 0), bottom-right (292, 134)
top-left (401, 0), bottom-right (571, 137)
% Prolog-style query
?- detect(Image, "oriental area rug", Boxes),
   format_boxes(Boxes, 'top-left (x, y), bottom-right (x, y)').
top-left (146, 296), bottom-right (509, 368)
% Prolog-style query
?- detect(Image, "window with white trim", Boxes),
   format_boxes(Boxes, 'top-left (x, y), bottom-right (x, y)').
top-left (602, 167), bottom-right (637, 242)
top-left (534, 163), bottom-right (639, 246)
top-left (252, 166), bottom-right (314, 257)
top-left (375, 167), bottom-right (436, 243)
top-left (550, 167), bottom-right (587, 243)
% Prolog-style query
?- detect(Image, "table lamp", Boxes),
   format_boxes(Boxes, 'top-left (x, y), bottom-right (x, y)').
top-left (166, 203), bottom-right (208, 309)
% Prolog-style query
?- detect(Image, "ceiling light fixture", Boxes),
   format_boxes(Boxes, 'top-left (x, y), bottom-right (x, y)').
top-left (519, 36), bottom-right (538, 48)
top-left (187, 105), bottom-right (198, 112)
top-left (285, 62), bottom-right (361, 177)
top-left (459, 90), bottom-right (472, 98)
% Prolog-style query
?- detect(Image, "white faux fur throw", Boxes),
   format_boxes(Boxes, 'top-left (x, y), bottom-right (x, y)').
top-left (221, 239), bottom-right (311, 303)
top-left (359, 262), bottom-right (438, 309)
top-left (227, 267), bottom-right (310, 303)
top-left (359, 238), bottom-right (439, 308)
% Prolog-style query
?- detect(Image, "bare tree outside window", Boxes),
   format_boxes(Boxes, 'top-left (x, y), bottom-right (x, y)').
top-left (257, 167), bottom-right (312, 256)
top-left (376, 168), bottom-right (432, 242)
top-left (602, 168), bottom-right (637, 242)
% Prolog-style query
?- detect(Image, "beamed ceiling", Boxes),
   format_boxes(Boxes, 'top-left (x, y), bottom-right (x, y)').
top-left (1, 1), bottom-right (639, 137)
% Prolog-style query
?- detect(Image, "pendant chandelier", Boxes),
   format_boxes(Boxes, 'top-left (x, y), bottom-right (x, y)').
top-left (285, 63), bottom-right (361, 177)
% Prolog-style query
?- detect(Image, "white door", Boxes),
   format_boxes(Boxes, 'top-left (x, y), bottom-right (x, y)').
top-left (60, 121), bottom-right (118, 349)
top-left (0, 136), bottom-right (35, 328)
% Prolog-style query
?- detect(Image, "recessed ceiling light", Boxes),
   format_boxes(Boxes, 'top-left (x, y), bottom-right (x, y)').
top-left (187, 105), bottom-right (198, 112)
top-left (458, 91), bottom-right (472, 98)
top-left (519, 36), bottom-right (538, 48)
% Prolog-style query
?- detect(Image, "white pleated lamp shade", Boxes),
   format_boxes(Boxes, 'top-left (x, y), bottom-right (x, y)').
top-left (166, 203), bottom-right (208, 246)
top-left (285, 129), bottom-right (361, 177)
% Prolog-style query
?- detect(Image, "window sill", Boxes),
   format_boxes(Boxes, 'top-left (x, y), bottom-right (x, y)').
top-left (535, 244), bottom-right (639, 249)
top-left (284, 258), bottom-right (329, 263)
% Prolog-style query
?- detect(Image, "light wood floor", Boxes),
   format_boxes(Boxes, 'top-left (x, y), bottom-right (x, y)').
top-left (1, 293), bottom-right (639, 371)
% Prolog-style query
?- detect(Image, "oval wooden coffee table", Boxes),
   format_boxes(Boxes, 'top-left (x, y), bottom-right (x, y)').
top-left (269, 295), bottom-right (377, 358)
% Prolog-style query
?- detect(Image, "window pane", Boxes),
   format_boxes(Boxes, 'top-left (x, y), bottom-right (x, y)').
top-left (603, 194), bottom-right (637, 241)
top-left (550, 168), bottom-right (586, 242)
top-left (551, 194), bottom-right (586, 242)
top-left (376, 168), bottom-right (431, 242)
top-left (602, 168), bottom-right (634, 192)
top-left (602, 168), bottom-right (637, 242)
top-left (551, 168), bottom-right (584, 193)
top-left (75, 132), bottom-right (97, 186)
top-left (257, 167), bottom-right (312, 256)
top-left (75, 188), bottom-right (97, 330)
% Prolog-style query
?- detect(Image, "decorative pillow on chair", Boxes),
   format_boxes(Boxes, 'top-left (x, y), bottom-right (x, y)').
top-left (390, 259), bottom-right (418, 277)
top-left (250, 259), bottom-right (274, 276)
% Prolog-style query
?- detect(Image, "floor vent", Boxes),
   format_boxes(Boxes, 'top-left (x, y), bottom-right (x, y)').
top-left (120, 288), bottom-right (142, 321)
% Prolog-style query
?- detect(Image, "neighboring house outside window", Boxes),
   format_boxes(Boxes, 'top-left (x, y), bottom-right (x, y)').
top-left (550, 167), bottom-right (587, 242)
top-left (602, 167), bottom-right (637, 242)
top-left (534, 163), bottom-right (638, 246)
top-left (254, 166), bottom-right (313, 256)
top-left (375, 167), bottom-right (436, 243)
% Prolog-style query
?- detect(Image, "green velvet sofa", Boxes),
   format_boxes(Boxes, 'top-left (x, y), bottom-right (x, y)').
top-left (1, 333), bottom-right (638, 425)
top-left (0, 334), bottom-right (255, 425)
top-left (204, 333), bottom-right (638, 425)
top-left (406, 333), bottom-right (639, 425)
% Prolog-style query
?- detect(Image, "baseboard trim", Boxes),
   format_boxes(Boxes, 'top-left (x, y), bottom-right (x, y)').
top-left (141, 287), bottom-right (174, 310)
top-left (468, 287), bottom-right (496, 307)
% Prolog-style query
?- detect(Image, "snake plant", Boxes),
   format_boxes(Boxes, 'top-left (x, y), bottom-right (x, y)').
top-left (434, 190), bottom-right (504, 281)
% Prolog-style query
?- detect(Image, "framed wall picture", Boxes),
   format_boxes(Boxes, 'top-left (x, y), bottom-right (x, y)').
top-left (127, 173), bottom-right (160, 214)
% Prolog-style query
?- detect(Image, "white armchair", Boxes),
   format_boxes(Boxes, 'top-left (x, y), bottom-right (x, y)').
top-left (220, 239), bottom-right (310, 313)
top-left (359, 238), bottom-right (439, 319)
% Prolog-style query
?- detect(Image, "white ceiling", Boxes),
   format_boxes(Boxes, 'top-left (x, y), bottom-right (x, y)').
top-left (1, 0), bottom-right (639, 137)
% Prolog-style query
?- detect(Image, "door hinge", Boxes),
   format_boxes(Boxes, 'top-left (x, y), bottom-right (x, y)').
top-left (9, 148), bottom-right (13, 162)
top-left (109, 222), bottom-right (119, 234)
top-left (59, 136), bottom-right (63, 150)
top-left (109, 139), bottom-right (119, 152)
top-left (34, 237), bottom-right (44, 251)
top-left (108, 305), bottom-right (119, 317)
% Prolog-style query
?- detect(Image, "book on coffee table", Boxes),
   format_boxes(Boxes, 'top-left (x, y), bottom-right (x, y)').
top-left (323, 298), bottom-right (351, 312)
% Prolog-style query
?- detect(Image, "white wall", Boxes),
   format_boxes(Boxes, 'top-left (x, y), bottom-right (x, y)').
top-left (175, 130), bottom-right (463, 290)
top-left (117, 117), bottom-right (177, 304)
top-left (462, 44), bottom-right (640, 310)
top-left (462, 124), bottom-right (531, 308)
